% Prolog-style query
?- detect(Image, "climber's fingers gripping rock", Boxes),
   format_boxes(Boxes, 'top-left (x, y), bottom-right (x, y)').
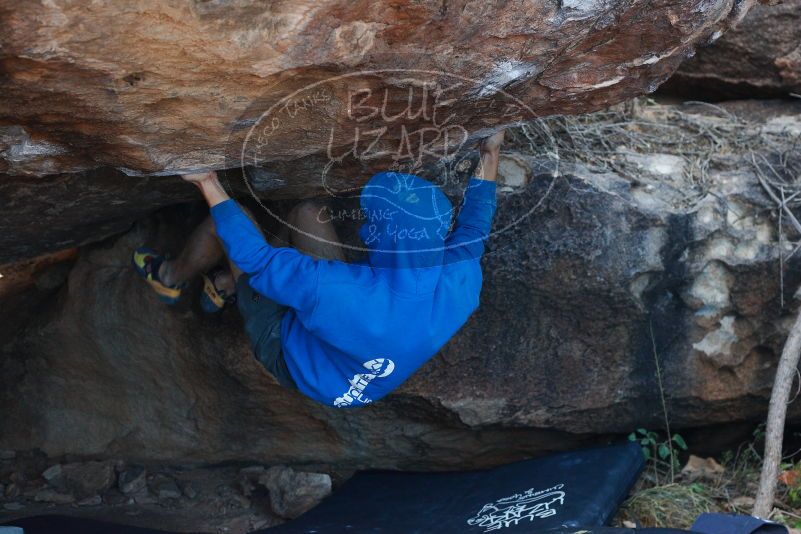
top-left (481, 129), bottom-right (505, 155)
top-left (181, 171), bottom-right (218, 185)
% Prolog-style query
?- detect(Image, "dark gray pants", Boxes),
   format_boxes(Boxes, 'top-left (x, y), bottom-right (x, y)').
top-left (236, 274), bottom-right (297, 389)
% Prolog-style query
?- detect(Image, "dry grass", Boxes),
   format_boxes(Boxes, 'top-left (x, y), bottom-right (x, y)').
top-left (617, 483), bottom-right (716, 529)
top-left (507, 96), bottom-right (801, 302)
top-left (506, 98), bottom-right (801, 209)
top-left (614, 431), bottom-right (801, 530)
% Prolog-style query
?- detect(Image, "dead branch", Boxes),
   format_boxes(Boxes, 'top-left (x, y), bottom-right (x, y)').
top-left (753, 308), bottom-right (801, 517)
top-left (753, 172), bottom-right (801, 518)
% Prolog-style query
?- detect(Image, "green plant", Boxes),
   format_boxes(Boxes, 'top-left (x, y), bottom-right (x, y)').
top-left (786, 484), bottom-right (801, 509)
top-left (629, 428), bottom-right (688, 484)
top-left (753, 423), bottom-right (766, 444)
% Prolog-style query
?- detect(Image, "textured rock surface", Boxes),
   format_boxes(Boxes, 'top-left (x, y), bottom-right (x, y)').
top-left (665, 0), bottom-right (801, 98)
top-left (1, 0), bottom-right (754, 180)
top-left (2, 102), bottom-right (800, 471)
top-left (258, 466), bottom-right (332, 519)
top-left (0, 453), bottom-right (281, 533)
top-left (0, 169), bottom-right (195, 263)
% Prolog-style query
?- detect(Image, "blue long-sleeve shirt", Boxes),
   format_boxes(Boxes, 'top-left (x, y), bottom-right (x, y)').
top-left (211, 175), bottom-right (497, 407)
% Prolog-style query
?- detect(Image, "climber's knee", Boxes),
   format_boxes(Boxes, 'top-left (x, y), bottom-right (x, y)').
top-left (288, 199), bottom-right (325, 227)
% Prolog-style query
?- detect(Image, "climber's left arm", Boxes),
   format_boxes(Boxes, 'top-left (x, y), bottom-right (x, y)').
top-left (443, 131), bottom-right (503, 262)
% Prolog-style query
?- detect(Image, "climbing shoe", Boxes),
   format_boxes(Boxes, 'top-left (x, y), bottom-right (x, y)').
top-left (200, 267), bottom-right (237, 314)
top-left (132, 247), bottom-right (183, 304)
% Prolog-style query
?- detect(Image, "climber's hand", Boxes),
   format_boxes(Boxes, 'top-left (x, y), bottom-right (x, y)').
top-left (476, 129), bottom-right (504, 182)
top-left (480, 129), bottom-right (505, 156)
top-left (181, 171), bottom-right (218, 185)
top-left (181, 171), bottom-right (230, 208)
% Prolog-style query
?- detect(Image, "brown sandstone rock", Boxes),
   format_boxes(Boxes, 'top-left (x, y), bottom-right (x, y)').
top-left (1, 0), bottom-right (754, 180)
top-left (665, 0), bottom-right (801, 98)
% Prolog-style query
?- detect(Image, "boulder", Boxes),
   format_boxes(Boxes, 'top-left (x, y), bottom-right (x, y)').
top-left (665, 0), bottom-right (801, 98)
top-left (258, 466), bottom-right (332, 519)
top-left (0, 169), bottom-right (195, 263)
top-left (76, 495), bottom-right (103, 507)
top-left (41, 464), bottom-right (62, 483)
top-left (0, 0), bottom-right (761, 265)
top-left (148, 474), bottom-right (181, 502)
top-left (1, 101), bottom-right (800, 471)
top-left (680, 455), bottom-right (725, 481)
top-left (33, 489), bottom-right (74, 505)
top-left (118, 466), bottom-right (147, 495)
top-left (0, 0), bottom-right (754, 182)
top-left (60, 461), bottom-right (116, 500)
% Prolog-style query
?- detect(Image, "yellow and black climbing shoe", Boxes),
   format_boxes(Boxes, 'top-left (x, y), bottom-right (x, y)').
top-left (132, 247), bottom-right (183, 304)
top-left (200, 267), bottom-right (236, 314)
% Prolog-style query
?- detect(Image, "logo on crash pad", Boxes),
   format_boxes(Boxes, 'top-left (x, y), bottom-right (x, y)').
top-left (466, 484), bottom-right (565, 532)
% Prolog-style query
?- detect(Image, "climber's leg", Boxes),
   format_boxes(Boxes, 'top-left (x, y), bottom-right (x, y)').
top-left (132, 215), bottom-right (225, 304)
top-left (158, 215), bottom-right (225, 288)
top-left (230, 199), bottom-right (342, 389)
top-left (286, 199), bottom-right (346, 261)
top-left (215, 205), bottom-right (294, 388)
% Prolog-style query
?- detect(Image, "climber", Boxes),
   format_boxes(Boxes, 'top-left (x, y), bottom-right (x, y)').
top-left (132, 130), bottom-right (504, 408)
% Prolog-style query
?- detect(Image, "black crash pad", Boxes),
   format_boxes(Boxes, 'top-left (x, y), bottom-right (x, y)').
top-left (0, 515), bottom-right (694, 534)
top-left (269, 442), bottom-right (644, 533)
top-left (4, 442), bottom-right (647, 534)
top-left (3, 517), bottom-right (697, 534)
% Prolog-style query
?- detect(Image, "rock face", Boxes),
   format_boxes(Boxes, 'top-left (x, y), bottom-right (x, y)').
top-left (2, 101), bottom-right (800, 471)
top-left (258, 466), bottom-right (332, 519)
top-left (0, 169), bottom-right (196, 263)
top-left (0, 0), bottom-right (763, 265)
top-left (665, 0), bottom-right (801, 98)
top-left (1, 0), bottom-right (754, 180)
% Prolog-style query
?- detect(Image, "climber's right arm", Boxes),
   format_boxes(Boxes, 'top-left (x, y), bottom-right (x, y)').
top-left (183, 171), bottom-right (231, 207)
top-left (182, 171), bottom-right (321, 314)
